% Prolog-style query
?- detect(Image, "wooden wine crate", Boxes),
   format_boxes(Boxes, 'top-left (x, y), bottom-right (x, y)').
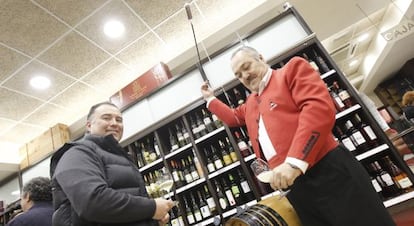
top-left (26, 123), bottom-right (70, 166)
top-left (19, 144), bottom-right (29, 170)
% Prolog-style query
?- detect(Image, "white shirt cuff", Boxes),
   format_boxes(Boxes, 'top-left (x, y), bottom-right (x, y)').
top-left (285, 157), bottom-right (308, 174)
top-left (205, 96), bottom-right (216, 107)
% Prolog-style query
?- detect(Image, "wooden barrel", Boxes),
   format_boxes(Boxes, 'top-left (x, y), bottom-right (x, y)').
top-left (225, 196), bottom-right (302, 226)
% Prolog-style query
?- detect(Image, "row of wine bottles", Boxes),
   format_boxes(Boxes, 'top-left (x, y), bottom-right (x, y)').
top-left (168, 168), bottom-right (255, 226)
top-left (333, 113), bottom-right (381, 156)
top-left (327, 80), bottom-right (355, 113)
top-left (366, 155), bottom-right (413, 200)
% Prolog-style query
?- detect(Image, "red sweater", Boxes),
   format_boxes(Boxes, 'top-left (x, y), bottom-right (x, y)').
top-left (209, 57), bottom-right (339, 169)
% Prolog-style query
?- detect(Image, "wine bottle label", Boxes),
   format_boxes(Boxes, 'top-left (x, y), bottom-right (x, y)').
top-left (207, 163), bottom-right (215, 173)
top-left (238, 141), bottom-right (248, 150)
top-left (194, 210), bottom-right (203, 222)
top-left (187, 214), bottom-right (195, 224)
top-left (225, 190), bottom-right (236, 206)
top-left (171, 144), bottom-right (179, 151)
top-left (230, 152), bottom-right (238, 162)
top-left (338, 90), bottom-right (351, 101)
top-left (185, 173), bottom-right (193, 183)
top-left (183, 132), bottom-right (190, 139)
top-left (334, 96), bottom-right (345, 108)
top-left (223, 154), bottom-right (232, 165)
top-left (171, 219), bottom-right (179, 226)
top-left (342, 137), bottom-right (356, 151)
top-left (352, 131), bottom-right (367, 145)
top-left (219, 197), bottom-right (228, 209)
top-left (207, 197), bottom-right (216, 210)
top-left (154, 145), bottom-right (160, 156)
top-left (149, 153), bottom-right (157, 161)
top-left (363, 126), bottom-right (377, 140)
top-left (371, 179), bottom-right (382, 192)
top-left (172, 171), bottom-right (180, 182)
top-left (381, 173), bottom-right (395, 186)
top-left (397, 177), bottom-right (413, 189)
top-left (231, 185), bottom-right (241, 197)
top-left (203, 117), bottom-right (212, 125)
top-left (191, 171), bottom-right (200, 180)
top-left (178, 217), bottom-right (184, 226)
top-left (214, 159), bottom-right (223, 169)
top-left (200, 205), bottom-right (211, 218)
top-left (241, 181), bottom-right (251, 193)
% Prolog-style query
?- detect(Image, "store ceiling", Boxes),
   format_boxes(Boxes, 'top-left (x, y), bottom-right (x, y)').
top-left (1, 0), bottom-right (413, 184)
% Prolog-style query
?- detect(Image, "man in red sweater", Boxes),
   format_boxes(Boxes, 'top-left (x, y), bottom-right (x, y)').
top-left (201, 46), bottom-right (395, 226)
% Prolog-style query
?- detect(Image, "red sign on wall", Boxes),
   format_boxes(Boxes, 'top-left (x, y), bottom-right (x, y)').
top-left (110, 62), bottom-right (173, 110)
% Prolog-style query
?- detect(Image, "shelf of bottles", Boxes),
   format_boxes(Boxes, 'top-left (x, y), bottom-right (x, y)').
top-left (123, 40), bottom-right (414, 225)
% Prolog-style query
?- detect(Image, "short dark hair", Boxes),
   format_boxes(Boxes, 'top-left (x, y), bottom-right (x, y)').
top-left (86, 101), bottom-right (119, 121)
top-left (22, 177), bottom-right (52, 202)
top-left (231, 46), bottom-right (261, 60)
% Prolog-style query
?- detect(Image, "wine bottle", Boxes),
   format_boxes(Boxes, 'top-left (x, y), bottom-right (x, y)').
top-left (333, 81), bottom-right (353, 108)
top-left (211, 113), bottom-right (223, 128)
top-left (302, 52), bottom-right (319, 71)
top-left (312, 49), bottom-right (330, 73)
top-left (191, 149), bottom-right (204, 178)
top-left (226, 137), bottom-right (238, 162)
top-left (204, 185), bottom-right (217, 215)
top-left (188, 155), bottom-right (200, 181)
top-left (169, 128), bottom-right (179, 152)
top-left (181, 121), bottom-right (191, 144)
top-left (372, 161), bottom-right (401, 198)
top-left (334, 126), bottom-right (357, 154)
top-left (198, 190), bottom-right (211, 219)
top-left (182, 158), bottom-right (193, 184)
top-left (229, 173), bottom-right (243, 205)
top-left (190, 116), bottom-right (200, 139)
top-left (146, 138), bottom-right (157, 162)
top-left (184, 198), bottom-right (195, 224)
top-left (196, 112), bottom-right (208, 137)
top-left (219, 139), bottom-right (233, 166)
top-left (204, 147), bottom-right (216, 173)
top-left (176, 123), bottom-right (185, 147)
top-left (353, 114), bottom-right (378, 148)
top-left (202, 108), bottom-right (215, 133)
top-left (191, 193), bottom-right (203, 222)
top-left (237, 169), bottom-right (255, 201)
top-left (135, 141), bottom-right (145, 168)
top-left (221, 177), bottom-right (236, 207)
top-left (153, 137), bottom-right (161, 158)
top-left (327, 84), bottom-right (345, 112)
top-left (171, 160), bottom-right (182, 187)
top-left (344, 120), bottom-right (368, 155)
top-left (211, 145), bottom-right (224, 170)
top-left (215, 180), bottom-right (229, 211)
top-left (365, 163), bottom-right (384, 200)
top-left (382, 156), bottom-right (413, 192)
top-left (235, 131), bottom-right (250, 157)
top-left (141, 142), bottom-right (151, 164)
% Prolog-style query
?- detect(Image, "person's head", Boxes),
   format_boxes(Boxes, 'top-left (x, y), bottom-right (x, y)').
top-left (402, 91), bottom-right (414, 107)
top-left (230, 46), bottom-right (269, 93)
top-left (86, 101), bottom-right (123, 141)
top-left (20, 177), bottom-right (52, 212)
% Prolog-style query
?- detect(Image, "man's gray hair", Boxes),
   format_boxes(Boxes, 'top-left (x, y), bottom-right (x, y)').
top-left (231, 46), bottom-right (261, 60)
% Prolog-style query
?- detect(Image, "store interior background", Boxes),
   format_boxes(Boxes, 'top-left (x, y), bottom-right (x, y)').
top-left (1, 0), bottom-right (414, 198)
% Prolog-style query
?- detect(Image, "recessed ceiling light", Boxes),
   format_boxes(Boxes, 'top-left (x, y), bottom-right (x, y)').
top-left (30, 75), bottom-right (51, 90)
top-left (349, 59), bottom-right (359, 67)
top-left (357, 33), bottom-right (369, 42)
top-left (104, 19), bottom-right (125, 39)
top-left (11, 190), bottom-right (20, 196)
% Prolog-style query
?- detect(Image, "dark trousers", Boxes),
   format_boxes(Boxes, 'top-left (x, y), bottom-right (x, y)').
top-left (287, 145), bottom-right (396, 226)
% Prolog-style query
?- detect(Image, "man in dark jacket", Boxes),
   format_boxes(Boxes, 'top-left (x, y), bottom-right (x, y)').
top-left (7, 177), bottom-right (53, 226)
top-left (50, 102), bottom-right (174, 226)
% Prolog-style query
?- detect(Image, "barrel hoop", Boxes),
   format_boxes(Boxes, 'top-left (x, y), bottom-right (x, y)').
top-left (242, 210), bottom-right (266, 226)
top-left (252, 204), bottom-right (288, 226)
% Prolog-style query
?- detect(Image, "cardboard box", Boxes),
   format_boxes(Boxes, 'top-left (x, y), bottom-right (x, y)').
top-left (110, 62), bottom-right (173, 110)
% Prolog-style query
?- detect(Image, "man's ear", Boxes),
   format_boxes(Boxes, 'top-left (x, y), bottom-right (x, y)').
top-left (86, 121), bottom-right (91, 132)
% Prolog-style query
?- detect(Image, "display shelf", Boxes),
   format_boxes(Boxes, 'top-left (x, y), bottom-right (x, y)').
top-left (208, 162), bottom-right (241, 179)
top-left (175, 178), bottom-right (206, 194)
top-left (335, 104), bottom-right (361, 120)
top-left (138, 158), bottom-right (163, 172)
top-left (244, 154), bottom-right (256, 162)
top-left (356, 144), bottom-right (389, 161)
top-left (194, 126), bottom-right (226, 144)
top-left (384, 191), bottom-right (414, 207)
top-left (164, 143), bottom-right (193, 160)
top-left (320, 69), bottom-right (336, 80)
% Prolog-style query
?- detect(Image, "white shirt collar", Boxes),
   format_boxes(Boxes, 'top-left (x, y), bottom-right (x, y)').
top-left (258, 68), bottom-right (272, 95)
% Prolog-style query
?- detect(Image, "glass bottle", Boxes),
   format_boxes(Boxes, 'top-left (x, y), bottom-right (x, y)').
top-left (372, 161), bottom-right (401, 198)
top-left (202, 108), bottom-right (215, 133)
top-left (334, 126), bottom-right (357, 154)
top-left (333, 81), bottom-right (353, 108)
top-left (312, 49), bottom-right (330, 73)
top-left (219, 139), bottom-right (233, 166)
top-left (229, 173), bottom-right (243, 205)
top-left (176, 124), bottom-right (185, 147)
top-left (235, 131), bottom-right (250, 157)
top-left (169, 128), bottom-right (179, 152)
top-left (237, 169), bottom-right (255, 201)
top-left (353, 114), bottom-right (378, 149)
top-left (226, 137), bottom-right (238, 162)
top-left (233, 88), bottom-right (245, 106)
top-left (204, 185), bottom-right (217, 215)
top-left (302, 52), bottom-right (319, 71)
top-left (382, 156), bottom-right (413, 192)
top-left (198, 190), bottom-right (211, 219)
top-left (344, 120), bottom-right (368, 155)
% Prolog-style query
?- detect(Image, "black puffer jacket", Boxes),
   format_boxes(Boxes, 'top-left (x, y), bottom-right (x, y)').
top-left (50, 134), bottom-right (158, 226)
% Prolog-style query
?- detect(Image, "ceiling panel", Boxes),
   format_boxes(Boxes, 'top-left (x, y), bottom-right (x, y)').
top-left (0, 88), bottom-right (43, 121)
top-left (0, 45), bottom-right (30, 83)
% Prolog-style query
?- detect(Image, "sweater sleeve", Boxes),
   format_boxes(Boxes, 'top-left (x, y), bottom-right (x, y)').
top-left (208, 98), bottom-right (247, 127)
top-left (284, 57), bottom-right (337, 164)
top-left (54, 145), bottom-right (156, 223)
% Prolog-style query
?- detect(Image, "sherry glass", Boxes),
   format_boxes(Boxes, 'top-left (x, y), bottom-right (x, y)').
top-left (250, 158), bottom-right (290, 199)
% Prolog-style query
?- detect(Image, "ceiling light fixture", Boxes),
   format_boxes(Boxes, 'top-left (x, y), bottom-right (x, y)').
top-left (30, 75), bottom-right (51, 90)
top-left (349, 59), bottom-right (359, 67)
top-left (104, 19), bottom-right (125, 39)
top-left (357, 33), bottom-right (369, 42)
